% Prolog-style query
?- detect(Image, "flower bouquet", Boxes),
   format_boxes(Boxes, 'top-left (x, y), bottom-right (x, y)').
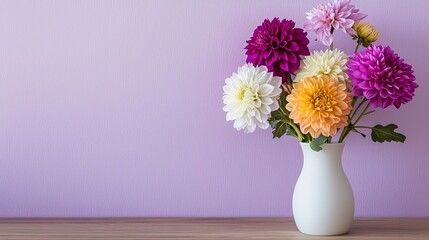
top-left (222, 0), bottom-right (418, 236)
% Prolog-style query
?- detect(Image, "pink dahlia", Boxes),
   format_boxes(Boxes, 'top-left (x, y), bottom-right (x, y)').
top-left (304, 0), bottom-right (366, 46)
top-left (347, 45), bottom-right (418, 109)
top-left (245, 18), bottom-right (310, 79)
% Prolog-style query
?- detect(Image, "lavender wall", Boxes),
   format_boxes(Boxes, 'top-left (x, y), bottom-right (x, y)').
top-left (0, 0), bottom-right (428, 217)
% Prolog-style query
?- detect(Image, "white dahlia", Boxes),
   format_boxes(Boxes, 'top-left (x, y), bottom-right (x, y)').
top-left (223, 64), bottom-right (282, 133)
top-left (295, 49), bottom-right (351, 90)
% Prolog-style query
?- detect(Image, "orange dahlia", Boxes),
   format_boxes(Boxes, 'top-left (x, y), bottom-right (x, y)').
top-left (286, 75), bottom-right (352, 138)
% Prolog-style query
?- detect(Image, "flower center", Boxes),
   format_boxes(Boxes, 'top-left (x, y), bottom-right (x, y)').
top-left (270, 37), bottom-right (280, 49)
top-left (311, 89), bottom-right (332, 111)
top-left (239, 88), bottom-right (246, 100)
top-left (318, 66), bottom-right (332, 75)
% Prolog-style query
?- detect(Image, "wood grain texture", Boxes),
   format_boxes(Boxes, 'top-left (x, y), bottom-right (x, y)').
top-left (0, 218), bottom-right (428, 239)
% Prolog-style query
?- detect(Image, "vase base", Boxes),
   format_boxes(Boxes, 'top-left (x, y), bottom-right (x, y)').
top-left (295, 221), bottom-right (352, 236)
top-left (297, 229), bottom-right (350, 236)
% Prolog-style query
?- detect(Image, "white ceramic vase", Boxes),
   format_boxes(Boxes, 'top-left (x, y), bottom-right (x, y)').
top-left (292, 142), bottom-right (354, 235)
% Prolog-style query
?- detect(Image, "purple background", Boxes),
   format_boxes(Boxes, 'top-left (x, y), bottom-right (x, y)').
top-left (0, 0), bottom-right (428, 217)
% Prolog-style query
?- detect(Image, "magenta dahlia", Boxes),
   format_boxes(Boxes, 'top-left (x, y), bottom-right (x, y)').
top-left (245, 18), bottom-right (310, 79)
top-left (304, 0), bottom-right (366, 46)
top-left (347, 45), bottom-right (418, 109)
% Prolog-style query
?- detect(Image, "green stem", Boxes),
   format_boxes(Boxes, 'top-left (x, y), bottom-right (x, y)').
top-left (354, 126), bottom-right (372, 129)
top-left (283, 83), bottom-right (291, 93)
top-left (339, 102), bottom-right (371, 143)
top-left (278, 104), bottom-right (288, 116)
top-left (354, 43), bottom-right (360, 53)
top-left (330, 42), bottom-right (334, 51)
top-left (338, 98), bottom-right (364, 142)
top-left (338, 125), bottom-right (349, 143)
top-left (352, 102), bottom-right (370, 126)
top-left (338, 41), bottom-right (364, 143)
top-left (350, 96), bottom-right (358, 108)
top-left (276, 101), bottom-right (304, 142)
top-left (288, 122), bottom-right (303, 142)
top-left (350, 98), bottom-right (367, 122)
top-left (285, 72), bottom-right (293, 85)
top-left (348, 96), bottom-right (359, 124)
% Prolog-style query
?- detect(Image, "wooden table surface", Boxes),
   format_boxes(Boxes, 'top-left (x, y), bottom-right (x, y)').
top-left (0, 218), bottom-right (428, 239)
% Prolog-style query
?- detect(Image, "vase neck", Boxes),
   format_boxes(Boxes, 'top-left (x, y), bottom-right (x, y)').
top-left (300, 143), bottom-right (345, 168)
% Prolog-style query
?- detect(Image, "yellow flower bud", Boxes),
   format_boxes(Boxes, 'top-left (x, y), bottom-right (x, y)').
top-left (352, 21), bottom-right (359, 31)
top-left (355, 22), bottom-right (380, 45)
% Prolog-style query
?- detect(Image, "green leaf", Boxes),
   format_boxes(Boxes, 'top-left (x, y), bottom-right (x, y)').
top-left (271, 120), bottom-right (287, 138)
top-left (278, 91), bottom-right (289, 113)
top-left (370, 124), bottom-right (406, 143)
top-left (268, 110), bottom-right (282, 122)
top-left (269, 119), bottom-right (281, 129)
top-left (286, 124), bottom-right (298, 138)
top-left (269, 110), bottom-right (296, 139)
top-left (268, 96), bottom-right (292, 139)
top-left (309, 135), bottom-right (328, 152)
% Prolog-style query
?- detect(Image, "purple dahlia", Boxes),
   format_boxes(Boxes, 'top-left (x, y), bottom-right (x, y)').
top-left (347, 45), bottom-right (418, 109)
top-left (245, 18), bottom-right (310, 79)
